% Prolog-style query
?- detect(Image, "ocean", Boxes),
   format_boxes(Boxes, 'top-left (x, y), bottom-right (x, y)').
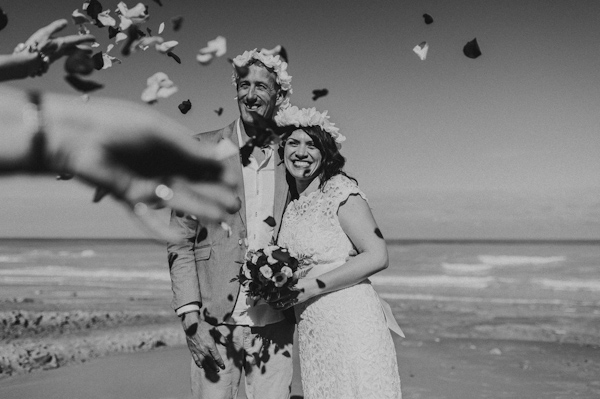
top-left (1, 239), bottom-right (599, 312)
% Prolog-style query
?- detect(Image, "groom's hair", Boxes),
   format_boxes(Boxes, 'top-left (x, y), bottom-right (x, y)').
top-left (233, 60), bottom-right (285, 95)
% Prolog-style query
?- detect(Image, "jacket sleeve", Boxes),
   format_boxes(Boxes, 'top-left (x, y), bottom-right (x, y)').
top-left (166, 209), bottom-right (201, 312)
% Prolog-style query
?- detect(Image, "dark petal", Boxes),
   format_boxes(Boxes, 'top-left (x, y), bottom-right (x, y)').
top-left (316, 279), bottom-right (326, 289)
top-left (423, 13), bottom-right (434, 24)
top-left (0, 7), bottom-right (8, 31)
top-left (463, 38), bottom-right (482, 59)
top-left (311, 88), bottom-right (328, 101)
top-left (263, 216), bottom-right (276, 227)
top-left (178, 99), bottom-right (192, 114)
top-left (64, 74), bottom-right (104, 93)
top-left (167, 51), bottom-right (181, 64)
top-left (146, 27), bottom-right (152, 36)
top-left (152, 0), bottom-right (163, 6)
top-left (64, 50), bottom-right (95, 75)
top-left (171, 16), bottom-right (183, 31)
top-left (278, 46), bottom-right (288, 63)
top-left (86, 0), bottom-right (103, 21)
top-left (108, 26), bottom-right (119, 39)
top-left (240, 143), bottom-right (254, 166)
top-left (167, 252), bottom-right (178, 267)
top-left (374, 227), bottom-right (384, 239)
top-left (92, 52), bottom-right (104, 70)
top-left (214, 107), bottom-right (223, 116)
top-left (196, 226), bottom-right (208, 244)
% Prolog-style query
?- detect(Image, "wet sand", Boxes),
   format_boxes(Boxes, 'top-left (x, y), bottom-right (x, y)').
top-left (1, 336), bottom-right (599, 399)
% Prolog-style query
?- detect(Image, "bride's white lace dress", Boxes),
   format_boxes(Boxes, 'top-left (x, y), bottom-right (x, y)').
top-left (278, 175), bottom-right (402, 399)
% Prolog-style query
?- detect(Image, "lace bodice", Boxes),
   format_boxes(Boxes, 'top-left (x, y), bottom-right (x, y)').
top-left (277, 174), bottom-right (402, 399)
top-left (278, 174), bottom-right (366, 267)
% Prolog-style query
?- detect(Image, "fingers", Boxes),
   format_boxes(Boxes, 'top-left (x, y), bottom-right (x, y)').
top-left (186, 337), bottom-right (225, 373)
top-left (172, 179), bottom-right (240, 216)
top-left (27, 19), bottom-right (68, 45)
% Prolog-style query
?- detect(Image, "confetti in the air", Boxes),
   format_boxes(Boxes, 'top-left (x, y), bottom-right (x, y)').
top-left (0, 7), bottom-right (8, 31)
top-left (101, 45), bottom-right (122, 69)
top-left (92, 52), bottom-right (104, 70)
top-left (312, 89), bottom-right (328, 101)
top-left (158, 22), bottom-right (165, 34)
top-left (215, 107), bottom-right (224, 116)
top-left (167, 51), bottom-right (181, 64)
top-left (178, 99), bottom-right (192, 114)
top-left (85, 0), bottom-right (103, 23)
top-left (423, 13), bottom-right (434, 24)
top-left (171, 16), bottom-right (183, 31)
top-left (413, 41), bottom-right (429, 60)
top-left (141, 72), bottom-right (178, 104)
top-left (65, 74), bottom-right (104, 93)
top-left (260, 45), bottom-right (288, 63)
top-left (463, 38), bottom-right (482, 59)
top-left (197, 36), bottom-right (227, 65)
top-left (263, 216), bottom-right (276, 228)
top-left (97, 10), bottom-right (116, 27)
top-left (156, 40), bottom-right (178, 53)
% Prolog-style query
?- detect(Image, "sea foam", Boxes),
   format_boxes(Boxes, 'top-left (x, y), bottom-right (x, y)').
top-left (370, 275), bottom-right (495, 289)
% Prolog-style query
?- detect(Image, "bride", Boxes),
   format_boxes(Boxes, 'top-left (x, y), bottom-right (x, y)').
top-left (272, 106), bottom-right (403, 399)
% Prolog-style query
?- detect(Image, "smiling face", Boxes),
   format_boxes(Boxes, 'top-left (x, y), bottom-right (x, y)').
top-left (236, 63), bottom-right (283, 126)
top-left (284, 129), bottom-right (323, 185)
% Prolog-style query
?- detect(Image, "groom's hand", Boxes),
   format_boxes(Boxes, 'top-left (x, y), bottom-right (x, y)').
top-left (181, 312), bottom-right (225, 372)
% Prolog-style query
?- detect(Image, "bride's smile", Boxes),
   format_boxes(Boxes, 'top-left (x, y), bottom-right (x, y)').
top-left (284, 129), bottom-right (323, 182)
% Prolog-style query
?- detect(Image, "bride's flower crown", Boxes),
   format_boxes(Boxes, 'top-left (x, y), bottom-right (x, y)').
top-left (275, 106), bottom-right (346, 148)
top-left (231, 49), bottom-right (293, 100)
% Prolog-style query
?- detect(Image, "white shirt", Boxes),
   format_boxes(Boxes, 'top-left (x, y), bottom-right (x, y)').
top-left (224, 119), bottom-right (284, 326)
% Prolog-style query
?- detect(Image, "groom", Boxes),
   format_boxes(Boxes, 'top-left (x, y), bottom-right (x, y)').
top-left (167, 49), bottom-right (294, 399)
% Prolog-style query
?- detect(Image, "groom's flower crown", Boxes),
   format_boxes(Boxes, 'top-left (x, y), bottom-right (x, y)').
top-left (231, 49), bottom-right (293, 107)
top-left (275, 106), bottom-right (346, 148)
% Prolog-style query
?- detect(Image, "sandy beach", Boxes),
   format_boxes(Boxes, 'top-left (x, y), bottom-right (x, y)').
top-left (1, 239), bottom-right (600, 398)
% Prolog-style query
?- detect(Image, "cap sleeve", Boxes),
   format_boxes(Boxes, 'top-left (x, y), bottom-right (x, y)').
top-left (322, 175), bottom-right (367, 219)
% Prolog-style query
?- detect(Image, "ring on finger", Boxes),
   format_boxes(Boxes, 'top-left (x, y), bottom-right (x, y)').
top-left (155, 184), bottom-right (174, 201)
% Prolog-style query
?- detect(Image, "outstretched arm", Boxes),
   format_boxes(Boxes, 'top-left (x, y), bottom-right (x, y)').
top-left (0, 86), bottom-right (239, 240)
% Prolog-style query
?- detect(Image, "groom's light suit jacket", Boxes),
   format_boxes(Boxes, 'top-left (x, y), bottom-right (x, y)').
top-left (167, 120), bottom-right (290, 325)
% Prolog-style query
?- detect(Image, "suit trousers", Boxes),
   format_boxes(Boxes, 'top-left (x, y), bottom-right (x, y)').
top-left (190, 319), bottom-right (294, 399)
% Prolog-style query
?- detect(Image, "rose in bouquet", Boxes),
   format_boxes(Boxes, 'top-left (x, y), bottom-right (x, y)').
top-left (232, 245), bottom-right (310, 301)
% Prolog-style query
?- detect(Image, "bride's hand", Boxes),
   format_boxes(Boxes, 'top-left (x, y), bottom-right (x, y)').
top-left (270, 278), bottom-right (319, 310)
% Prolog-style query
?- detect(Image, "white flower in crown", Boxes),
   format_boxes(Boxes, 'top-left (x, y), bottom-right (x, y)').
top-left (275, 106), bottom-right (346, 147)
top-left (231, 49), bottom-right (293, 95)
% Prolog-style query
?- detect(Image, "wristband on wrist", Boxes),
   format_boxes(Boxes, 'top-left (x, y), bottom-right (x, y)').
top-left (22, 90), bottom-right (48, 173)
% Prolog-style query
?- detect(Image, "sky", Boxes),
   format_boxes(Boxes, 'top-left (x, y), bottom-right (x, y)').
top-left (0, 0), bottom-right (599, 239)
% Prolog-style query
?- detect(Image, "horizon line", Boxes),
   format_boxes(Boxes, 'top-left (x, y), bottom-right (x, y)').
top-left (0, 237), bottom-right (598, 246)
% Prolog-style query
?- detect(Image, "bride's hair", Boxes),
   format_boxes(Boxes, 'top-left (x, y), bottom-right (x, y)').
top-left (281, 126), bottom-right (357, 190)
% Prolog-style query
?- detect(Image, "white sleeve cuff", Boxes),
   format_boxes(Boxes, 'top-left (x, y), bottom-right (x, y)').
top-left (176, 304), bottom-right (201, 316)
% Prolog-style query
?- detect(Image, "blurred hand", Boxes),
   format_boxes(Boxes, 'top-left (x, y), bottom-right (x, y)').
top-left (45, 93), bottom-right (239, 241)
top-left (18, 19), bottom-right (96, 77)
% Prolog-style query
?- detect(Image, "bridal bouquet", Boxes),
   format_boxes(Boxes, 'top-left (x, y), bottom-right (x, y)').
top-left (233, 245), bottom-right (310, 301)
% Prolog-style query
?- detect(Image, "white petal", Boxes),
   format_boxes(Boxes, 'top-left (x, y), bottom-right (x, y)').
top-left (158, 22), bottom-right (165, 34)
top-left (196, 53), bottom-right (213, 65)
top-left (413, 41), bottom-right (429, 61)
top-left (115, 32), bottom-right (128, 44)
top-left (156, 40), bottom-right (178, 53)
top-left (141, 84), bottom-right (159, 103)
top-left (97, 10), bottom-right (116, 27)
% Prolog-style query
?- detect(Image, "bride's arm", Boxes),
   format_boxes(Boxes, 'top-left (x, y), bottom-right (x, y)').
top-left (285, 194), bottom-right (388, 305)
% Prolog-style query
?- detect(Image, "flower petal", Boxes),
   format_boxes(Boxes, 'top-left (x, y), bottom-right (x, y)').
top-left (412, 41), bottom-right (429, 61)
top-left (158, 22), bottom-right (165, 34)
top-left (178, 99), bottom-right (192, 114)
